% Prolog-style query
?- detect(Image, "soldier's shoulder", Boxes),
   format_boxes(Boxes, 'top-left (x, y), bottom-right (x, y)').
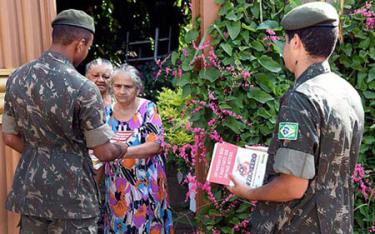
top-left (8, 60), bottom-right (37, 78)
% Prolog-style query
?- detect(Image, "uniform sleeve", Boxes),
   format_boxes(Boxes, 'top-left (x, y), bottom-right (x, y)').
top-left (2, 77), bottom-right (19, 134)
top-left (144, 101), bottom-right (164, 144)
top-left (78, 81), bottom-right (114, 148)
top-left (272, 92), bottom-right (320, 179)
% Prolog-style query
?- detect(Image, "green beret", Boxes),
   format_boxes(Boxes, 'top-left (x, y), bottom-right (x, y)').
top-left (281, 2), bottom-right (339, 30)
top-left (52, 9), bottom-right (95, 34)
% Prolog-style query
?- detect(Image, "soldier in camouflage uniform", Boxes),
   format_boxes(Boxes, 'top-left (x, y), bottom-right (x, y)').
top-left (2, 9), bottom-right (128, 233)
top-left (228, 2), bottom-right (364, 233)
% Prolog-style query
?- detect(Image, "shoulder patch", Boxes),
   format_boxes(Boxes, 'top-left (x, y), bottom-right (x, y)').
top-left (278, 122), bottom-right (298, 140)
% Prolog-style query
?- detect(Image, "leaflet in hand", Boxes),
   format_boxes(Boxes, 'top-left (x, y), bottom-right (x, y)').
top-left (90, 131), bottom-right (133, 170)
top-left (206, 142), bottom-right (268, 188)
top-left (110, 131), bottom-right (133, 143)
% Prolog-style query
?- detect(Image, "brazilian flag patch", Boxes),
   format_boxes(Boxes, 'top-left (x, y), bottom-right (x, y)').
top-left (278, 122), bottom-right (298, 140)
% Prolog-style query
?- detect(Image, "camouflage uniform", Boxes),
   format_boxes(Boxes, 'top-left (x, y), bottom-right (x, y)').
top-left (2, 51), bottom-right (114, 231)
top-left (250, 62), bottom-right (365, 233)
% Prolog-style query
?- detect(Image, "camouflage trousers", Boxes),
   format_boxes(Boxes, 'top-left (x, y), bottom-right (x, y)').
top-left (19, 215), bottom-right (98, 234)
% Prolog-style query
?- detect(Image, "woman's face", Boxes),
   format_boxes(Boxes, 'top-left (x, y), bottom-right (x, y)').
top-left (111, 72), bottom-right (138, 106)
top-left (86, 64), bottom-right (112, 94)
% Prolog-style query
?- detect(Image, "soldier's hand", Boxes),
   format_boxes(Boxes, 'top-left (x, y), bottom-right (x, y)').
top-left (226, 174), bottom-right (250, 199)
top-left (112, 142), bottom-right (128, 160)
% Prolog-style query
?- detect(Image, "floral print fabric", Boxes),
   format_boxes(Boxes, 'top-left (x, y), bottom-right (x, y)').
top-left (103, 99), bottom-right (173, 234)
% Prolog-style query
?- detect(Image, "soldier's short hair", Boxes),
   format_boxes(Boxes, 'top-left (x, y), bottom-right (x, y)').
top-left (52, 25), bottom-right (92, 46)
top-left (285, 26), bottom-right (338, 59)
top-left (112, 64), bottom-right (144, 94)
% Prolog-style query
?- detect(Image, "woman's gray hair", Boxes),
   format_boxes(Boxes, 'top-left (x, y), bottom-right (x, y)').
top-left (85, 58), bottom-right (114, 75)
top-left (112, 64), bottom-right (144, 94)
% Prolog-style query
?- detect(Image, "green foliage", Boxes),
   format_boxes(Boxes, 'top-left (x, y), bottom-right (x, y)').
top-left (157, 88), bottom-right (193, 173)
top-left (136, 62), bottom-right (174, 102)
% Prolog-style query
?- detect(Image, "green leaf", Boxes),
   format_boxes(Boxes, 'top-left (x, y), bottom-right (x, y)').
top-left (256, 107), bottom-right (272, 119)
top-left (215, 0), bottom-right (225, 4)
top-left (226, 21), bottom-right (241, 40)
top-left (223, 117), bottom-right (242, 134)
top-left (208, 209), bottom-right (221, 216)
top-left (213, 24), bottom-right (226, 40)
top-left (240, 30), bottom-right (250, 44)
top-left (171, 51), bottom-right (179, 65)
top-left (258, 55), bottom-right (282, 73)
top-left (236, 203), bottom-right (250, 213)
top-left (251, 40), bottom-right (265, 52)
top-left (184, 30), bottom-right (199, 43)
top-left (341, 44), bottom-right (353, 56)
top-left (225, 10), bottom-right (241, 21)
top-left (250, 4), bottom-right (260, 19)
top-left (368, 67), bottom-right (375, 83)
top-left (181, 61), bottom-right (193, 71)
top-left (247, 87), bottom-right (274, 104)
top-left (221, 227), bottom-right (232, 233)
top-left (257, 20), bottom-right (280, 30)
top-left (239, 50), bottom-right (256, 61)
top-left (255, 73), bottom-right (276, 93)
top-left (176, 72), bottom-right (191, 86)
top-left (221, 43), bottom-right (233, 56)
top-left (242, 23), bottom-right (256, 32)
top-left (200, 67), bottom-right (220, 82)
top-left (358, 37), bottom-right (370, 49)
top-left (182, 84), bottom-right (191, 97)
top-left (369, 47), bottom-right (375, 60)
top-left (363, 91), bottom-right (375, 99)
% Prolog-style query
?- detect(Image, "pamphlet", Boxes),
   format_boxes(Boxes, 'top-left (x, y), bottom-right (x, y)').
top-left (206, 142), bottom-right (268, 188)
top-left (90, 131), bottom-right (133, 169)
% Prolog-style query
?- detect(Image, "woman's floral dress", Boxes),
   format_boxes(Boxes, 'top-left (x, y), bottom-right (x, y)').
top-left (103, 99), bottom-right (173, 234)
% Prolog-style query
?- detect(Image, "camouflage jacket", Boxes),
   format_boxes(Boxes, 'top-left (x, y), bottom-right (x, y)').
top-left (250, 62), bottom-right (365, 233)
top-left (2, 51), bottom-right (114, 219)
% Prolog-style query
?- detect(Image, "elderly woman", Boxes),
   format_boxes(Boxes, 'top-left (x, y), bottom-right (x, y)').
top-left (85, 58), bottom-right (114, 108)
top-left (103, 64), bottom-right (173, 233)
top-left (85, 58), bottom-right (114, 233)
top-left (85, 58), bottom-right (114, 176)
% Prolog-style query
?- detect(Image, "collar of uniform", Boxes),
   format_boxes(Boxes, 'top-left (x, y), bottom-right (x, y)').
top-left (43, 50), bottom-right (74, 67)
top-left (294, 61), bottom-right (331, 88)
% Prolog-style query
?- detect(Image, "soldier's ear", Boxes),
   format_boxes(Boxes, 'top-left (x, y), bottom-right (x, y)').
top-left (75, 39), bottom-right (86, 53)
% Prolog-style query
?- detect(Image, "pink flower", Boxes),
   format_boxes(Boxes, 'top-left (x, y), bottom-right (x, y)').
top-left (182, 48), bottom-right (189, 57)
top-left (165, 67), bottom-right (171, 76)
top-left (208, 119), bottom-right (216, 127)
top-left (266, 29), bottom-right (276, 35)
top-left (366, 17), bottom-right (375, 29)
top-left (224, 32), bottom-right (229, 40)
top-left (209, 130), bottom-right (222, 142)
top-left (241, 70), bottom-right (251, 79)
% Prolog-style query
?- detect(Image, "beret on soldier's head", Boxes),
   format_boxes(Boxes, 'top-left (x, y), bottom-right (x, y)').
top-left (281, 2), bottom-right (339, 31)
top-left (52, 9), bottom-right (95, 34)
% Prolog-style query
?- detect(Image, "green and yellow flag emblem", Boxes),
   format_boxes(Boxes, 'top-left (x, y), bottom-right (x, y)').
top-left (278, 122), bottom-right (298, 140)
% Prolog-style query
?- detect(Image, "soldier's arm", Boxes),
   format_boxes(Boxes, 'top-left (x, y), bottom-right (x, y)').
top-left (228, 173), bottom-right (308, 202)
top-left (91, 141), bottom-right (128, 161)
top-left (2, 78), bottom-right (24, 153)
top-left (2, 133), bottom-right (24, 153)
top-left (78, 81), bottom-right (127, 161)
top-left (229, 92), bottom-right (319, 202)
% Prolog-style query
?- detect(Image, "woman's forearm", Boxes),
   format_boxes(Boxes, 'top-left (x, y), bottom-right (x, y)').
top-left (125, 142), bottom-right (161, 159)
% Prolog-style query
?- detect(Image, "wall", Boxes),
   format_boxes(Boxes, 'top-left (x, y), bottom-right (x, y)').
top-left (0, 1), bottom-right (56, 233)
